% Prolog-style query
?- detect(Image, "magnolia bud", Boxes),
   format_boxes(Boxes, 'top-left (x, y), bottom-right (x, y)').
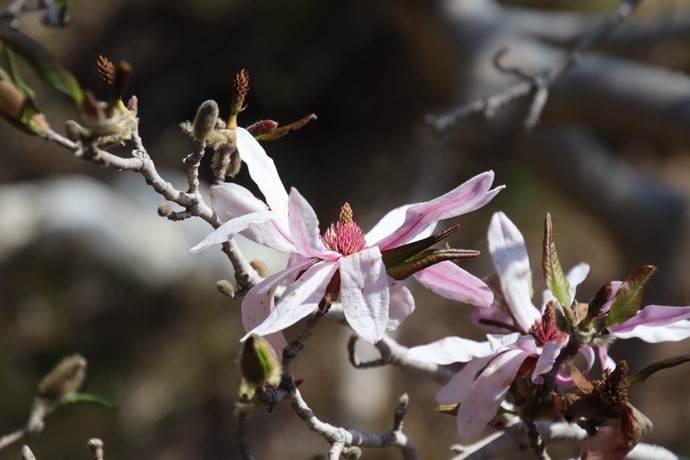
top-left (35, 354), bottom-right (87, 413)
top-left (192, 100), bottom-right (219, 142)
top-left (157, 203), bottom-right (173, 217)
top-left (65, 120), bottom-right (89, 142)
top-left (216, 280), bottom-right (235, 298)
top-left (239, 334), bottom-right (281, 388)
top-left (250, 260), bottom-right (269, 278)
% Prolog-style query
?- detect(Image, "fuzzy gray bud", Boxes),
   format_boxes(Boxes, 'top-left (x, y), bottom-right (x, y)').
top-left (157, 203), bottom-right (173, 217)
top-left (216, 280), bottom-right (235, 298)
top-left (193, 100), bottom-right (219, 142)
top-left (36, 354), bottom-right (87, 411)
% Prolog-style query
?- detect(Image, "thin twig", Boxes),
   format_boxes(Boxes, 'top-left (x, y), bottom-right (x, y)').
top-left (42, 103), bottom-right (263, 294)
top-left (424, 0), bottom-right (646, 132)
top-left (448, 417), bottom-right (689, 460)
top-left (348, 335), bottom-right (454, 384)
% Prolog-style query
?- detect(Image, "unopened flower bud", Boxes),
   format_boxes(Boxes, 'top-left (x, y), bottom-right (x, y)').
top-left (65, 120), bottom-right (89, 142)
top-left (36, 354), bottom-right (87, 412)
top-left (250, 260), bottom-right (269, 278)
top-left (216, 280), bottom-right (235, 298)
top-left (192, 100), bottom-right (219, 142)
top-left (157, 203), bottom-right (173, 217)
top-left (239, 334), bottom-right (282, 388)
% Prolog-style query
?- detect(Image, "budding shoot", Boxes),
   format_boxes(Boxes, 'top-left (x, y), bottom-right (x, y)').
top-left (192, 100), bottom-right (219, 142)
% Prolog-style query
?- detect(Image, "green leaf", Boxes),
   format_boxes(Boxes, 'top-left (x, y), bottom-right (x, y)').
top-left (381, 224), bottom-right (460, 267)
top-left (628, 355), bottom-right (690, 385)
top-left (254, 113), bottom-right (317, 141)
top-left (604, 265), bottom-right (657, 329)
top-left (385, 247), bottom-right (480, 280)
top-left (1, 45), bottom-right (36, 100)
top-left (541, 213), bottom-right (571, 307)
top-left (0, 24), bottom-right (83, 108)
top-left (65, 392), bottom-right (119, 410)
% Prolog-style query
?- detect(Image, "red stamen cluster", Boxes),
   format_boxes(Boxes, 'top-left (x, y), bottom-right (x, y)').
top-left (321, 203), bottom-right (366, 256)
top-left (529, 303), bottom-right (568, 347)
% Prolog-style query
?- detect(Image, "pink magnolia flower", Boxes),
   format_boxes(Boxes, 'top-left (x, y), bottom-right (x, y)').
top-left (407, 308), bottom-right (566, 438)
top-left (473, 211), bottom-right (690, 372)
top-left (408, 211), bottom-right (690, 438)
top-left (192, 128), bottom-right (504, 350)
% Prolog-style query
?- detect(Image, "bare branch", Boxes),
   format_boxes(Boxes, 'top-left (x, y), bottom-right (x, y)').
top-left (425, 0), bottom-right (646, 132)
top-left (42, 105), bottom-right (263, 294)
top-left (348, 335), bottom-right (454, 385)
top-left (448, 417), bottom-right (689, 460)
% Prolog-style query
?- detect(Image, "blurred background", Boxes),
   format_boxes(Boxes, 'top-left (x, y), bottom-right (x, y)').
top-left (2, 0), bottom-right (690, 458)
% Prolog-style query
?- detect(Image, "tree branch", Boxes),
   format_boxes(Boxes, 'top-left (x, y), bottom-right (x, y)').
top-left (424, 0), bottom-right (645, 132)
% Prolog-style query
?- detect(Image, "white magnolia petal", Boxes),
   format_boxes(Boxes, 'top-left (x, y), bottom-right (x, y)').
top-left (190, 210), bottom-right (274, 253)
top-left (365, 205), bottom-right (412, 247)
top-left (598, 345), bottom-right (616, 371)
top-left (287, 188), bottom-right (329, 257)
top-left (436, 356), bottom-right (492, 405)
top-left (386, 281), bottom-right (415, 332)
top-left (532, 340), bottom-right (561, 382)
top-left (487, 332), bottom-right (520, 352)
top-left (414, 261), bottom-right (493, 307)
top-left (244, 261), bottom-right (339, 338)
top-left (208, 182), bottom-right (296, 253)
top-left (236, 128), bottom-right (289, 224)
top-left (408, 337), bottom-right (494, 365)
top-left (241, 259), bottom-right (315, 332)
top-left (613, 319), bottom-right (690, 343)
top-left (610, 305), bottom-right (690, 342)
top-left (471, 304), bottom-right (515, 333)
top-left (566, 263), bottom-right (590, 303)
top-left (456, 349), bottom-right (527, 438)
top-left (488, 212), bottom-right (540, 333)
top-left (210, 182), bottom-right (268, 219)
top-left (340, 247), bottom-right (390, 344)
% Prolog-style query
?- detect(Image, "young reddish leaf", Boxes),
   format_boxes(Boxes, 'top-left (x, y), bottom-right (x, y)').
top-left (604, 265), bottom-right (658, 329)
top-left (254, 113), bottom-right (317, 141)
top-left (628, 354), bottom-right (690, 385)
top-left (542, 213), bottom-right (571, 307)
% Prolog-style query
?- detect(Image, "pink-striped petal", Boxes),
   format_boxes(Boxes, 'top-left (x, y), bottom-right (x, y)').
top-left (365, 205), bottom-right (412, 247)
top-left (436, 356), bottom-right (493, 405)
top-left (471, 304), bottom-right (515, 333)
top-left (287, 188), bottom-right (331, 258)
top-left (488, 212), bottom-right (540, 333)
top-left (408, 337), bottom-right (494, 365)
top-left (210, 183), bottom-right (296, 253)
top-left (456, 349), bottom-right (528, 438)
top-left (610, 305), bottom-right (690, 342)
top-left (243, 260), bottom-right (339, 339)
top-left (386, 281), bottom-right (415, 332)
top-left (241, 259), bottom-right (315, 352)
top-left (532, 340), bottom-right (561, 382)
top-left (414, 261), bottom-right (493, 307)
top-left (236, 127), bottom-right (289, 224)
top-left (374, 171), bottom-right (504, 250)
top-left (339, 246), bottom-right (390, 343)
top-left (598, 345), bottom-right (616, 371)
